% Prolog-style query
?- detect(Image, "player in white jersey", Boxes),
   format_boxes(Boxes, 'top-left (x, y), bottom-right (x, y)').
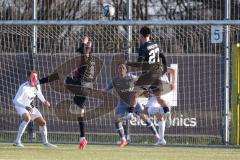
top-left (146, 67), bottom-right (176, 146)
top-left (13, 70), bottom-right (57, 148)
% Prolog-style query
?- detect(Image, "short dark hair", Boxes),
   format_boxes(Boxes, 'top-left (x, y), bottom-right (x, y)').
top-left (140, 26), bottom-right (151, 37)
top-left (27, 70), bottom-right (37, 77)
top-left (76, 43), bottom-right (84, 54)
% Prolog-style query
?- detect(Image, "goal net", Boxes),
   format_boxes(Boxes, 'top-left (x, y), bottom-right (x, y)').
top-left (1, 23), bottom-right (237, 145)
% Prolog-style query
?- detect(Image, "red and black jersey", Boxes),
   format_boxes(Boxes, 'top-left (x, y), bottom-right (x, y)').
top-left (73, 55), bottom-right (95, 83)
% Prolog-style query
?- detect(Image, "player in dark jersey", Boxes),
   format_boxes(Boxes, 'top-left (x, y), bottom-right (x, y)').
top-left (106, 63), bottom-right (160, 148)
top-left (127, 26), bottom-right (171, 126)
top-left (39, 36), bottom-right (93, 149)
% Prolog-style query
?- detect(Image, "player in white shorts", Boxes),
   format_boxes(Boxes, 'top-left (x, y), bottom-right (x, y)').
top-left (146, 67), bottom-right (176, 146)
top-left (13, 70), bottom-right (57, 148)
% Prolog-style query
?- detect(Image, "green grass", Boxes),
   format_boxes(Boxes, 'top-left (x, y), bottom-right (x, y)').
top-left (0, 143), bottom-right (240, 160)
top-left (0, 132), bottom-right (223, 145)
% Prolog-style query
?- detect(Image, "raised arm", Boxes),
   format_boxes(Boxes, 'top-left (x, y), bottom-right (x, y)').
top-left (159, 53), bottom-right (167, 74)
top-left (166, 67), bottom-right (176, 90)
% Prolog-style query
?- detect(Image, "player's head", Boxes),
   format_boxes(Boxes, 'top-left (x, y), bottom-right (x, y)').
top-left (27, 70), bottom-right (38, 86)
top-left (117, 63), bottom-right (127, 77)
top-left (140, 26), bottom-right (151, 37)
top-left (140, 26), bottom-right (151, 44)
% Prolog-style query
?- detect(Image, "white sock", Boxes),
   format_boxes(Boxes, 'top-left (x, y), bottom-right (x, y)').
top-left (121, 137), bottom-right (126, 141)
top-left (16, 121), bottom-right (29, 143)
top-left (158, 120), bottom-right (166, 140)
top-left (39, 125), bottom-right (48, 144)
top-left (80, 137), bottom-right (85, 140)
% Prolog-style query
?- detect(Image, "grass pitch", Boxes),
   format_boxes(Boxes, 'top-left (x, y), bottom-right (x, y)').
top-left (0, 143), bottom-right (239, 160)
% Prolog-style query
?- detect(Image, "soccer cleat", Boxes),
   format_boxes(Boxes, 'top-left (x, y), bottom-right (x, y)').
top-left (119, 139), bottom-right (128, 148)
top-left (154, 139), bottom-right (166, 146)
top-left (13, 142), bottom-right (24, 148)
top-left (116, 137), bottom-right (130, 145)
top-left (43, 143), bottom-right (58, 148)
top-left (165, 112), bottom-right (172, 128)
top-left (79, 138), bottom-right (87, 150)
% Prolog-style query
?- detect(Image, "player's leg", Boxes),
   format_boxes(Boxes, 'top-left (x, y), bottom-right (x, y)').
top-left (156, 114), bottom-right (167, 145)
top-left (123, 120), bottom-right (131, 142)
top-left (27, 121), bottom-right (35, 142)
top-left (33, 108), bottom-right (57, 147)
top-left (155, 96), bottom-right (171, 127)
top-left (147, 107), bottom-right (166, 146)
top-left (128, 90), bottom-right (145, 119)
top-left (116, 120), bottom-right (131, 145)
top-left (115, 101), bottom-right (129, 148)
top-left (74, 95), bottom-right (87, 149)
top-left (136, 104), bottom-right (160, 141)
top-left (14, 107), bottom-right (31, 147)
top-left (115, 118), bottom-right (127, 147)
top-left (151, 82), bottom-right (172, 128)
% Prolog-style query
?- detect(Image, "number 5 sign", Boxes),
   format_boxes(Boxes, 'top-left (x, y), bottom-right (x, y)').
top-left (211, 25), bottom-right (223, 43)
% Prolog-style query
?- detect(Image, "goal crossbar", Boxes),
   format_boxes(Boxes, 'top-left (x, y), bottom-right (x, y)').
top-left (0, 20), bottom-right (240, 26)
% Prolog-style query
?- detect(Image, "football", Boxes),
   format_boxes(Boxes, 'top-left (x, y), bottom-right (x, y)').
top-left (102, 3), bottom-right (115, 17)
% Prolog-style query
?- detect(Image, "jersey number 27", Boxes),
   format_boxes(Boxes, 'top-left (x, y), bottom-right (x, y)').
top-left (149, 48), bottom-right (160, 64)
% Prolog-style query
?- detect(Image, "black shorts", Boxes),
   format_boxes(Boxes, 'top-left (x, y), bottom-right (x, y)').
top-left (73, 96), bottom-right (86, 108)
top-left (135, 71), bottom-right (163, 93)
top-left (65, 76), bottom-right (92, 108)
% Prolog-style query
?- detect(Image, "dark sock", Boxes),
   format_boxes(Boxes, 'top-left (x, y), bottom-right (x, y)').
top-left (78, 117), bottom-right (85, 138)
top-left (163, 106), bottom-right (170, 113)
top-left (129, 107), bottom-right (134, 113)
top-left (146, 119), bottom-right (158, 136)
top-left (28, 121), bottom-right (34, 140)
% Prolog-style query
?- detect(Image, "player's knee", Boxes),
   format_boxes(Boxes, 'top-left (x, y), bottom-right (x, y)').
top-left (22, 113), bottom-right (30, 122)
top-left (139, 114), bottom-right (148, 121)
top-left (156, 114), bottom-right (164, 121)
top-left (73, 96), bottom-right (86, 108)
top-left (37, 117), bottom-right (46, 126)
top-left (39, 121), bottom-right (46, 126)
top-left (80, 108), bottom-right (85, 117)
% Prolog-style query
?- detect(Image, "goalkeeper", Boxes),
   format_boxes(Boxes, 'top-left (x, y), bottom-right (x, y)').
top-left (39, 36), bottom-right (94, 150)
top-left (106, 63), bottom-right (160, 148)
top-left (13, 70), bottom-right (56, 148)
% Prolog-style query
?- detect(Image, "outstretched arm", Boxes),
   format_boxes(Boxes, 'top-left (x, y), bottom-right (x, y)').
top-left (39, 72), bottom-right (59, 84)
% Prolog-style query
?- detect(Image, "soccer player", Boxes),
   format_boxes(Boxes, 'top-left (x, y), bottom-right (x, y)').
top-left (106, 63), bottom-right (160, 148)
top-left (147, 67), bottom-right (176, 145)
top-left (13, 70), bottom-right (57, 148)
top-left (39, 36), bottom-right (93, 149)
top-left (127, 26), bottom-right (171, 126)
